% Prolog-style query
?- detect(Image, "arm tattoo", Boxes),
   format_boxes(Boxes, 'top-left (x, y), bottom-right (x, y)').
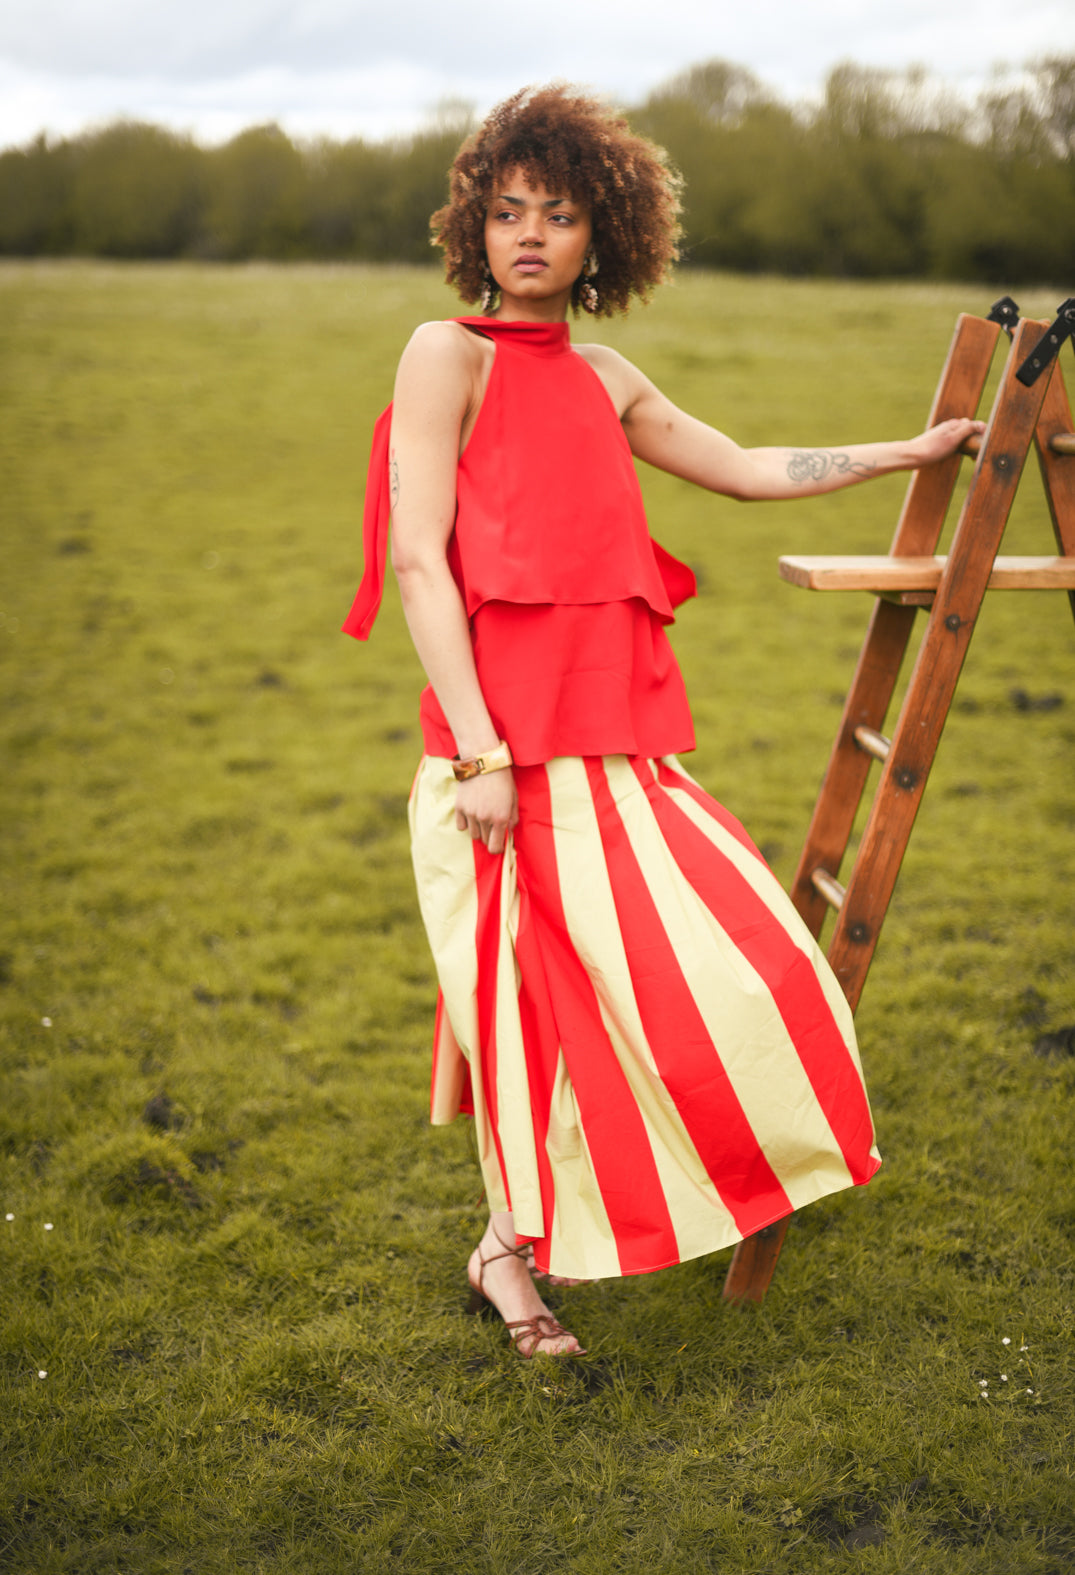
top-left (786, 450), bottom-right (876, 485)
top-left (389, 449), bottom-right (400, 509)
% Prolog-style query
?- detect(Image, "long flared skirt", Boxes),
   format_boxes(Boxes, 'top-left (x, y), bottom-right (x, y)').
top-left (409, 753), bottom-right (880, 1281)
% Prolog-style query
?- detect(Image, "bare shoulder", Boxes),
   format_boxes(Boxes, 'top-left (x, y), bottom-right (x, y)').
top-left (391, 320), bottom-right (495, 459)
top-left (398, 319), bottom-right (485, 381)
top-left (572, 340), bottom-right (651, 419)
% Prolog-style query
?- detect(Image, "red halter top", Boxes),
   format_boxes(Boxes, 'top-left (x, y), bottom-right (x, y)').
top-left (342, 317), bottom-right (697, 765)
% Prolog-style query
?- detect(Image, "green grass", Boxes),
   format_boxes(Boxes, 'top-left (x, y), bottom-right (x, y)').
top-left (1, 262), bottom-right (1073, 1574)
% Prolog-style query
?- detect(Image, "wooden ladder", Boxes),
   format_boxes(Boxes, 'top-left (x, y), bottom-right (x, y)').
top-left (722, 303), bottom-right (1075, 1306)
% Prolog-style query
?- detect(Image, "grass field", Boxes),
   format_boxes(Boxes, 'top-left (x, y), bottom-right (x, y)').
top-left (1, 262), bottom-right (1073, 1574)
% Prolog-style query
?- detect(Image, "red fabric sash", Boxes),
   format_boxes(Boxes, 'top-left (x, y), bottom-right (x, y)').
top-left (342, 405), bottom-right (393, 641)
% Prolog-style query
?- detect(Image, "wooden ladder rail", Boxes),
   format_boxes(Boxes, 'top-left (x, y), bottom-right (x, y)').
top-left (1034, 339), bottom-right (1075, 622)
top-left (801, 317), bottom-right (1069, 1008)
top-left (722, 313), bottom-right (1074, 1305)
top-left (784, 311), bottom-right (1000, 979)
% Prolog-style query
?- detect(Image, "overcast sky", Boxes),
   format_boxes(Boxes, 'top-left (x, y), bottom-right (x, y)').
top-left (1, 0), bottom-right (1071, 150)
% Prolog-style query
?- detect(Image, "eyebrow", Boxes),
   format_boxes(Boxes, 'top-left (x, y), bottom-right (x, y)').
top-left (494, 194), bottom-right (573, 209)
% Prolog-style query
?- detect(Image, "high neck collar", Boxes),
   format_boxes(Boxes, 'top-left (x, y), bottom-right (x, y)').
top-left (454, 316), bottom-right (571, 356)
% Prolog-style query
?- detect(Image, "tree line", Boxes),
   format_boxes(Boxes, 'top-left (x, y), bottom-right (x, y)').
top-left (1, 58), bottom-right (1072, 281)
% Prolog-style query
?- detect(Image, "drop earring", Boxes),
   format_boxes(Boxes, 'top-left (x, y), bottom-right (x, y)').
top-left (579, 250), bottom-right (599, 314)
top-left (480, 264), bottom-right (498, 314)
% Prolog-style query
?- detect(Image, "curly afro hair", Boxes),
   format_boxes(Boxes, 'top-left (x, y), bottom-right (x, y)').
top-left (430, 83), bottom-right (683, 318)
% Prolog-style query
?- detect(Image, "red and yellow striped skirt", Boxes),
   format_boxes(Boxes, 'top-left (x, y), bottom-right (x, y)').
top-left (409, 753), bottom-right (880, 1281)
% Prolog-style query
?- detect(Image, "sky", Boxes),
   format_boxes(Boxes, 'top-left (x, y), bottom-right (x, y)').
top-left (0, 0), bottom-right (1071, 150)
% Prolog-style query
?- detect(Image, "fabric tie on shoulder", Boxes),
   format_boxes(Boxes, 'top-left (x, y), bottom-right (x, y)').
top-left (342, 405), bottom-right (393, 641)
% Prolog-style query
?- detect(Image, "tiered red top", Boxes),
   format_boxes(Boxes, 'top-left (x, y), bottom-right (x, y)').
top-left (342, 316), bottom-right (697, 765)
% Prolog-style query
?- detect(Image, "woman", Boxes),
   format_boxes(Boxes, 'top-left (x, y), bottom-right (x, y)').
top-left (343, 85), bottom-right (983, 1358)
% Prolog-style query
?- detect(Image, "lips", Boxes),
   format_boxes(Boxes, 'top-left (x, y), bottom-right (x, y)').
top-left (514, 257), bottom-right (547, 271)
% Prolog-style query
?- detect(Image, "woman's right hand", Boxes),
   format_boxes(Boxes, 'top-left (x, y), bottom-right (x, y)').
top-left (454, 770), bottom-right (518, 856)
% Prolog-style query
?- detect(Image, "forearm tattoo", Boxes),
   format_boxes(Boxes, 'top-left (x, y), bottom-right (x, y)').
top-left (389, 449), bottom-right (400, 508)
top-left (786, 450), bottom-right (876, 485)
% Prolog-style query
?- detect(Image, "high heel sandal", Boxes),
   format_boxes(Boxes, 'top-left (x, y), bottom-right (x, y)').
top-left (467, 1232), bottom-right (586, 1358)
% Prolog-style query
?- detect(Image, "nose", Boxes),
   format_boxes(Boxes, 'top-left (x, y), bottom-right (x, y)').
top-left (518, 212), bottom-right (544, 246)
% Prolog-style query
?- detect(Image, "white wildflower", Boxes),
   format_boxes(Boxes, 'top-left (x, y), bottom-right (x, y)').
top-left (41, 1017), bottom-right (52, 1027)
top-left (1001, 1336), bottom-right (1011, 1345)
top-left (37, 1370), bottom-right (47, 1379)
top-left (43, 1222), bottom-right (53, 1231)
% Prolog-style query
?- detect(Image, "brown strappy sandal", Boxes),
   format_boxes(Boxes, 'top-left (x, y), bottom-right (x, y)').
top-left (467, 1232), bottom-right (586, 1358)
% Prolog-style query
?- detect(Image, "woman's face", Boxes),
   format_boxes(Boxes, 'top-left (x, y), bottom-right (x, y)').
top-left (483, 166), bottom-right (592, 318)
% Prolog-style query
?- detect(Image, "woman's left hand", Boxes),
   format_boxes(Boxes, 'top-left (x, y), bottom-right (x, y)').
top-left (908, 417), bottom-right (987, 466)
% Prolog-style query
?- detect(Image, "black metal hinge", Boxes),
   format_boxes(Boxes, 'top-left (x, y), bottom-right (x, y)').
top-left (1016, 298), bottom-right (1075, 387)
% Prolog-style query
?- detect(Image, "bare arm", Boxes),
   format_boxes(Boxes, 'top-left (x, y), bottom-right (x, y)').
top-left (388, 322), bottom-right (517, 853)
top-left (587, 348), bottom-right (985, 500)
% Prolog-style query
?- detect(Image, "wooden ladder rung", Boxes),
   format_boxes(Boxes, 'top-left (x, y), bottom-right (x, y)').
top-left (962, 430), bottom-right (1075, 456)
top-left (779, 554), bottom-right (1075, 594)
top-left (811, 868), bottom-right (846, 910)
top-left (853, 725), bottom-right (891, 762)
